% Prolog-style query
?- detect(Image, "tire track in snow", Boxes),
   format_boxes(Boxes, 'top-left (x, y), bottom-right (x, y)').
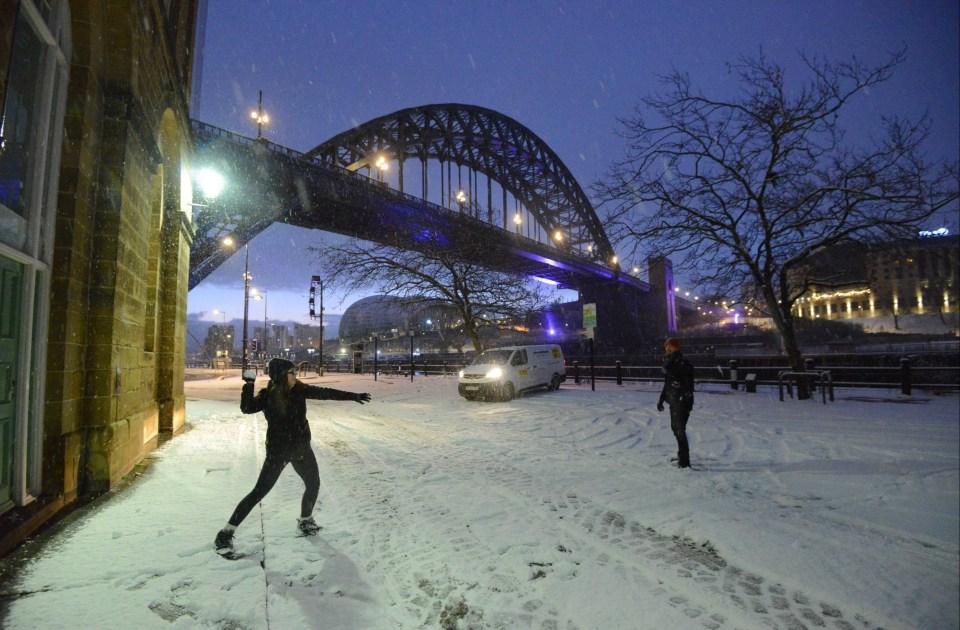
top-left (314, 419), bottom-right (567, 629)
top-left (316, 407), bottom-right (880, 630)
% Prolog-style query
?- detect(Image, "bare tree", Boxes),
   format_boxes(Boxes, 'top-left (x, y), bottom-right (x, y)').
top-left (596, 49), bottom-right (959, 397)
top-left (313, 228), bottom-right (549, 354)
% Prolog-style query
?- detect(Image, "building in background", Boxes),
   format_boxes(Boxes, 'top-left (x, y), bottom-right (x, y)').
top-left (0, 0), bottom-right (200, 554)
top-left (204, 325), bottom-right (234, 358)
top-left (293, 323), bottom-right (321, 351)
top-left (793, 234), bottom-right (958, 326)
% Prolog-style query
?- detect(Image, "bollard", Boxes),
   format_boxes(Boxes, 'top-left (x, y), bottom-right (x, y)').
top-left (729, 359), bottom-right (738, 390)
top-left (573, 361), bottom-right (580, 385)
top-left (615, 360), bottom-right (622, 386)
top-left (900, 357), bottom-right (912, 396)
top-left (804, 357), bottom-right (817, 392)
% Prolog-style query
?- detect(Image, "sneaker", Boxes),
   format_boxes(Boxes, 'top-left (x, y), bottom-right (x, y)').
top-left (297, 516), bottom-right (321, 536)
top-left (214, 529), bottom-right (234, 552)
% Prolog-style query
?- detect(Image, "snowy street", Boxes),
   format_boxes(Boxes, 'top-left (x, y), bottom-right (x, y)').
top-left (1, 372), bottom-right (957, 630)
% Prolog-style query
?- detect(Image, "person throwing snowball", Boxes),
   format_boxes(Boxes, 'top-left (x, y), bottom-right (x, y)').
top-left (215, 357), bottom-right (371, 555)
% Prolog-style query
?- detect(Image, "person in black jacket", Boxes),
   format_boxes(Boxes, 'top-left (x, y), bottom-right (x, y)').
top-left (215, 357), bottom-right (371, 554)
top-left (657, 337), bottom-right (695, 468)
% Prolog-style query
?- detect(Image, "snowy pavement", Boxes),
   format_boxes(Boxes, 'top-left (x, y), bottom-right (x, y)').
top-left (1, 372), bottom-right (957, 630)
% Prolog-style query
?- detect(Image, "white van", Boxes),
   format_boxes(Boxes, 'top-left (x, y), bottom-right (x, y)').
top-left (458, 344), bottom-right (566, 401)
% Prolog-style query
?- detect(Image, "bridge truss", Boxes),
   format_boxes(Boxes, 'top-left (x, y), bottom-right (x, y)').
top-left (306, 104), bottom-right (616, 265)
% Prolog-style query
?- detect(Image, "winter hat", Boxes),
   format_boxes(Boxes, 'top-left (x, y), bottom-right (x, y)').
top-left (664, 337), bottom-right (681, 350)
top-left (267, 357), bottom-right (296, 381)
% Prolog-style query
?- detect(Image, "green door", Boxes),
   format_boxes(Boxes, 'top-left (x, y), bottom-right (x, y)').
top-left (0, 256), bottom-right (22, 512)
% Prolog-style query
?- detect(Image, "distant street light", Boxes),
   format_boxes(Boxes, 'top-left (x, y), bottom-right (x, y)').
top-left (513, 212), bottom-right (522, 234)
top-left (455, 189), bottom-right (467, 206)
top-left (374, 154), bottom-right (389, 182)
top-left (251, 90), bottom-right (269, 139)
top-left (252, 289), bottom-right (268, 357)
top-left (310, 276), bottom-right (325, 376)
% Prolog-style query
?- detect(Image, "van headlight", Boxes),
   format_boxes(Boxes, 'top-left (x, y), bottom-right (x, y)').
top-left (458, 369), bottom-right (464, 378)
top-left (486, 367), bottom-right (503, 379)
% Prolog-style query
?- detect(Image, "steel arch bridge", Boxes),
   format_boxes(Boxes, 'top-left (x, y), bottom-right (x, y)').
top-left (189, 104), bottom-right (671, 347)
top-left (305, 103), bottom-right (616, 264)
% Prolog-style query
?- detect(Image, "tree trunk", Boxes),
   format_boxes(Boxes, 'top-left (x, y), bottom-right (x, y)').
top-left (765, 295), bottom-right (812, 400)
top-left (465, 320), bottom-right (483, 354)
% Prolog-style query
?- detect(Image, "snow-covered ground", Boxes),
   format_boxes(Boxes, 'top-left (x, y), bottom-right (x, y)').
top-left (1, 372), bottom-right (957, 630)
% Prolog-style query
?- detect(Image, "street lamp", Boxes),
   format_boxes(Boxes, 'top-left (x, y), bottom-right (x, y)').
top-left (309, 275), bottom-right (325, 376)
top-left (252, 289), bottom-right (268, 357)
top-left (242, 244), bottom-right (251, 372)
top-left (221, 236), bottom-right (251, 372)
top-left (513, 212), bottom-right (522, 234)
top-left (374, 154), bottom-right (389, 182)
top-left (251, 90), bottom-right (269, 140)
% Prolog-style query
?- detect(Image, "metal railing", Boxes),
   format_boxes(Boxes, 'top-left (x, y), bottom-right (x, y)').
top-left (186, 357), bottom-right (958, 393)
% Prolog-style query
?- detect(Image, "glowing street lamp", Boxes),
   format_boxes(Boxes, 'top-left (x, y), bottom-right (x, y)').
top-left (553, 229), bottom-right (564, 243)
top-left (223, 236), bottom-right (251, 372)
top-left (196, 168), bottom-right (225, 199)
top-left (374, 154), bottom-right (389, 181)
top-left (513, 212), bottom-right (522, 234)
top-left (251, 90), bottom-right (269, 139)
top-left (252, 289), bottom-right (268, 356)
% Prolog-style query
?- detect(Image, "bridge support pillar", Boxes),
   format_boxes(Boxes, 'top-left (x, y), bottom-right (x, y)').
top-left (644, 257), bottom-right (677, 340)
top-left (579, 281), bottom-right (645, 354)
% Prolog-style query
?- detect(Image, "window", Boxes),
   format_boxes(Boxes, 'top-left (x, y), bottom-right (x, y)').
top-left (0, 0), bottom-right (71, 511)
top-left (0, 0), bottom-right (69, 259)
top-left (511, 350), bottom-right (528, 366)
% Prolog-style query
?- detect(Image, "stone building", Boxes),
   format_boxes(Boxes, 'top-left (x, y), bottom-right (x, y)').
top-left (0, 0), bottom-right (200, 554)
top-left (792, 234), bottom-right (958, 323)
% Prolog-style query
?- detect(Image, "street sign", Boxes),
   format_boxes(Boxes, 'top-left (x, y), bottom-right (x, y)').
top-left (583, 303), bottom-right (597, 328)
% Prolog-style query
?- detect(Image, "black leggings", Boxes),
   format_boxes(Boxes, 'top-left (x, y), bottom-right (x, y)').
top-left (669, 401), bottom-right (691, 465)
top-left (228, 443), bottom-right (320, 526)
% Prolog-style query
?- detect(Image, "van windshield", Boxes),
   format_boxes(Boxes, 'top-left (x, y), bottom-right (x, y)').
top-left (470, 350), bottom-right (513, 366)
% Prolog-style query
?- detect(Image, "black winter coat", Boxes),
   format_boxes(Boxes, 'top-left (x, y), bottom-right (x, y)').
top-left (241, 381), bottom-right (358, 454)
top-left (659, 351), bottom-right (695, 408)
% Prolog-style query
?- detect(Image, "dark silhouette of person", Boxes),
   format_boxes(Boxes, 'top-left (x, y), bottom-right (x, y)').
top-left (215, 357), bottom-right (370, 554)
top-left (657, 338), bottom-right (695, 468)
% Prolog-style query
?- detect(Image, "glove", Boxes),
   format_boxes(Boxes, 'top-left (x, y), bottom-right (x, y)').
top-left (242, 370), bottom-right (256, 383)
top-left (656, 399), bottom-right (665, 413)
top-left (354, 393), bottom-right (371, 404)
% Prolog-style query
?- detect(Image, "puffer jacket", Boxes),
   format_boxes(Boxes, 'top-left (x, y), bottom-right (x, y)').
top-left (659, 351), bottom-right (695, 408)
top-left (241, 381), bottom-right (358, 454)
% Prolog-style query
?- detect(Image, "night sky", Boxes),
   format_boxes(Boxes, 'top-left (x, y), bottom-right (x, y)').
top-left (187, 0), bottom-right (960, 327)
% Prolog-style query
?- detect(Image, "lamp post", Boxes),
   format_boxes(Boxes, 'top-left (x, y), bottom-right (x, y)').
top-left (408, 330), bottom-right (414, 382)
top-left (513, 212), bottom-right (522, 234)
top-left (251, 90), bottom-right (269, 140)
top-left (252, 290), bottom-right (268, 358)
top-left (318, 283), bottom-right (324, 376)
top-left (374, 154), bottom-right (388, 182)
top-left (309, 275), bottom-right (325, 376)
top-left (241, 243), bottom-right (251, 372)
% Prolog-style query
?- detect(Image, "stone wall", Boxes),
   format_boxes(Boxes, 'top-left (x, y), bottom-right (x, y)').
top-left (42, 0), bottom-right (198, 499)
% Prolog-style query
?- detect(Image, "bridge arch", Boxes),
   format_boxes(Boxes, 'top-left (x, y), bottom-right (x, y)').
top-left (305, 104), bottom-right (615, 264)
